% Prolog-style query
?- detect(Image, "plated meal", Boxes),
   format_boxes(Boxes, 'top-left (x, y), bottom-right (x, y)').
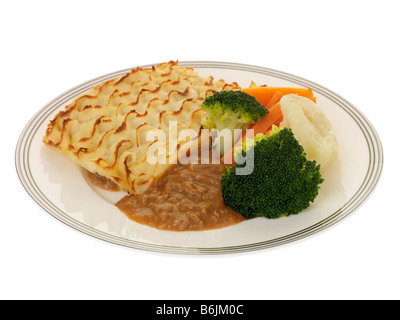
top-left (42, 61), bottom-right (338, 232)
top-left (16, 60), bottom-right (383, 253)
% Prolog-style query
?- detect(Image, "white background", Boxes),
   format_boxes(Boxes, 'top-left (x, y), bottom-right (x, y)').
top-left (1, 0), bottom-right (398, 300)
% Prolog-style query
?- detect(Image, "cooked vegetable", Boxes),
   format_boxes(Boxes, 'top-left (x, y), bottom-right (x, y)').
top-left (241, 87), bottom-right (317, 106)
top-left (251, 101), bottom-right (283, 134)
top-left (201, 90), bottom-right (268, 156)
top-left (219, 86), bottom-right (316, 165)
top-left (263, 91), bottom-right (285, 109)
top-left (280, 94), bottom-right (338, 172)
top-left (201, 90), bottom-right (268, 133)
top-left (220, 125), bottom-right (324, 219)
top-left (221, 93), bottom-right (284, 165)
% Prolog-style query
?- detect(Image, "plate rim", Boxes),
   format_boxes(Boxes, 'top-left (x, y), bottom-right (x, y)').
top-left (15, 60), bottom-right (384, 254)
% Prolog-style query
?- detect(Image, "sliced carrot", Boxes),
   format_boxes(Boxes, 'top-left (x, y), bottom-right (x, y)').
top-left (220, 133), bottom-right (245, 166)
top-left (264, 91), bottom-right (285, 109)
top-left (250, 102), bottom-right (283, 136)
top-left (241, 87), bottom-right (316, 104)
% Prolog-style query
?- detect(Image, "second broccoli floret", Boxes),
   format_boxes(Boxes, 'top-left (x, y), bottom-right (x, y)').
top-left (201, 90), bottom-right (268, 133)
top-left (221, 126), bottom-right (324, 219)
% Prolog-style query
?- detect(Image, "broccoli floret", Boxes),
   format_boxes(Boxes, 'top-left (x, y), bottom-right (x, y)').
top-left (201, 90), bottom-right (268, 133)
top-left (220, 125), bottom-right (324, 219)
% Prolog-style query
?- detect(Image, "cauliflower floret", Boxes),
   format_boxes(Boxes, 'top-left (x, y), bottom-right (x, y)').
top-left (280, 94), bottom-right (338, 172)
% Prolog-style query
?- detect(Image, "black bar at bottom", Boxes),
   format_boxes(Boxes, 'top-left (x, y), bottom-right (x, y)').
top-left (132, 300), bottom-right (268, 318)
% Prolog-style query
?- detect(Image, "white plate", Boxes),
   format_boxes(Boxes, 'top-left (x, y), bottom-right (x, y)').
top-left (15, 61), bottom-right (383, 254)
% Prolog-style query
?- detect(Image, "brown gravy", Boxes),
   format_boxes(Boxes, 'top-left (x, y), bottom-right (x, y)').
top-left (85, 158), bottom-right (246, 231)
top-left (116, 161), bottom-right (245, 231)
